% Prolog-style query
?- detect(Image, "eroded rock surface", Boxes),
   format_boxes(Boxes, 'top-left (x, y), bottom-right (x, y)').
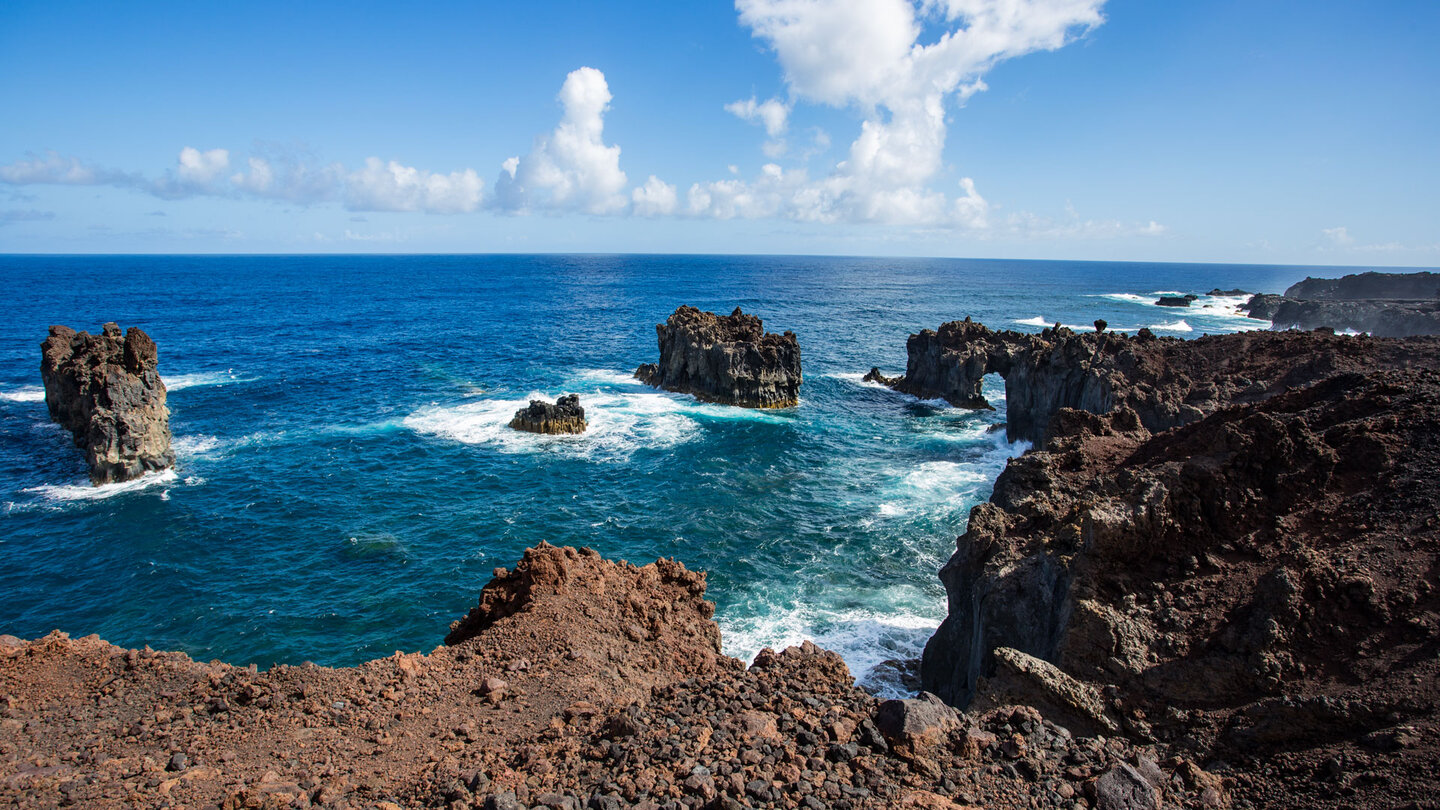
top-left (0, 547), bottom-right (1230, 810)
top-left (909, 321), bottom-right (1440, 807)
top-left (508, 394), bottom-right (587, 434)
top-left (1241, 271), bottom-right (1440, 336)
top-left (635, 305), bottom-right (801, 408)
top-left (39, 322), bottom-right (174, 485)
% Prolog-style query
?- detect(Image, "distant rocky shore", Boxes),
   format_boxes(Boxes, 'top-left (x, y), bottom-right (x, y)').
top-left (39, 323), bottom-right (174, 485)
top-left (636, 306), bottom-right (801, 408)
top-left (1243, 270), bottom-right (1440, 336)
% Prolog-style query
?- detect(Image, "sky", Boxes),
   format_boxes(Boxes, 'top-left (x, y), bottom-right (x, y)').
top-left (0, 0), bottom-right (1437, 265)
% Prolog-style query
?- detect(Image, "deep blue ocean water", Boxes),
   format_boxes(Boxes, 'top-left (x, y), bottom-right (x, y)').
top-left (0, 254), bottom-right (1332, 694)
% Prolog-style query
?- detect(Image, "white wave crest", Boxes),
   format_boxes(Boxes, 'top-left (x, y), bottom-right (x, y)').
top-left (172, 434), bottom-right (222, 457)
top-left (1094, 293), bottom-right (1155, 305)
top-left (0, 385), bottom-right (45, 403)
top-left (1150, 319), bottom-right (1193, 332)
top-left (403, 390), bottom-right (705, 461)
top-left (164, 371), bottom-right (252, 391)
top-left (22, 469), bottom-right (179, 502)
top-left (720, 600), bottom-right (942, 699)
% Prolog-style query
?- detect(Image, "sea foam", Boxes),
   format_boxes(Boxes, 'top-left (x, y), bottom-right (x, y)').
top-left (21, 469), bottom-right (180, 502)
top-left (0, 385), bottom-right (45, 403)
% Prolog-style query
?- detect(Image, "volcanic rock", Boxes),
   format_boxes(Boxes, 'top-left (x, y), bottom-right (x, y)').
top-left (39, 322), bottom-right (174, 485)
top-left (509, 394), bottom-right (587, 434)
top-left (1241, 271), bottom-right (1440, 336)
top-left (901, 318), bottom-right (1440, 807)
top-left (1156, 294), bottom-right (1198, 307)
top-left (634, 305), bottom-right (801, 408)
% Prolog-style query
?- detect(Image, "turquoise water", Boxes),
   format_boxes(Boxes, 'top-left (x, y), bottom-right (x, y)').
top-left (0, 255), bottom-right (1316, 694)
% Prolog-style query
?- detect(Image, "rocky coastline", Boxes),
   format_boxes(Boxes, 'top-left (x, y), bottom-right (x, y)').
top-left (1242, 270), bottom-right (1440, 336)
top-left (635, 306), bottom-right (801, 409)
top-left (39, 322), bottom-right (175, 485)
top-left (4, 318), bottom-right (1439, 808)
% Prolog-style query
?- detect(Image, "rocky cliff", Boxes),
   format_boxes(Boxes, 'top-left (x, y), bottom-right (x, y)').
top-left (0, 543), bottom-right (1231, 810)
top-left (39, 323), bottom-right (175, 485)
top-left (635, 306), bottom-right (801, 408)
top-left (1241, 271), bottom-right (1440, 337)
top-left (509, 394), bottom-right (587, 434)
top-left (910, 321), bottom-right (1440, 807)
top-left (867, 317), bottom-right (1392, 447)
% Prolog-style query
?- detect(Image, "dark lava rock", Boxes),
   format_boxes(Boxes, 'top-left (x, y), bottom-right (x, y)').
top-left (1156, 294), bottom-right (1198, 307)
top-left (873, 691), bottom-right (959, 748)
top-left (634, 306), bottom-right (800, 408)
top-left (1095, 762), bottom-right (1159, 810)
top-left (1242, 271), bottom-right (1440, 336)
top-left (510, 394), bottom-right (587, 434)
top-left (39, 323), bottom-right (174, 485)
top-left (1208, 288), bottom-right (1250, 296)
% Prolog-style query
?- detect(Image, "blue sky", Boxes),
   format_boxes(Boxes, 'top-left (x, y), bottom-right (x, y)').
top-left (1, 0), bottom-right (1436, 264)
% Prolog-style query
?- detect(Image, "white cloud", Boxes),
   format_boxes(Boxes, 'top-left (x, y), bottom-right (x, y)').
top-left (345, 157), bottom-right (484, 214)
top-left (493, 67), bottom-right (629, 215)
top-left (176, 147), bottom-right (229, 184)
top-left (632, 175), bottom-right (678, 217)
top-left (725, 97), bottom-right (791, 137)
top-left (1322, 225), bottom-right (1354, 246)
top-left (706, 0), bottom-right (1105, 228)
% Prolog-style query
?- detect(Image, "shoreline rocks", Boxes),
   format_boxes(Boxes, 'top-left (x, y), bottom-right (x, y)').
top-left (635, 305), bottom-right (801, 408)
top-left (39, 322), bottom-right (174, 485)
top-left (903, 319), bottom-right (1440, 807)
top-left (508, 394), bottom-right (587, 434)
top-left (1241, 270), bottom-right (1440, 336)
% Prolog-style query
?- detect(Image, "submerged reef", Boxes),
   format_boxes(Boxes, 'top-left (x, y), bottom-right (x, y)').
top-left (635, 305), bottom-right (801, 408)
top-left (39, 322), bottom-right (174, 485)
top-left (509, 394), bottom-right (587, 435)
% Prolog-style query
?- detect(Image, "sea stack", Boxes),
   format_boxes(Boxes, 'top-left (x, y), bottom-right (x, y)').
top-left (509, 394), bottom-right (587, 434)
top-left (634, 305), bottom-right (801, 408)
top-left (40, 323), bottom-right (175, 485)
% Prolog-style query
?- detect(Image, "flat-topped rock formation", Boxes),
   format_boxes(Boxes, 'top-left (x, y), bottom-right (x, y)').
top-left (508, 394), bottom-right (587, 434)
top-left (1241, 270), bottom-right (1440, 336)
top-left (902, 320), bottom-right (1440, 807)
top-left (39, 322), bottom-right (174, 485)
top-left (635, 305), bottom-right (801, 408)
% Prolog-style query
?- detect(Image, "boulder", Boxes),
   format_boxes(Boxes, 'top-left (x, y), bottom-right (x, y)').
top-left (509, 394), bottom-right (587, 434)
top-left (874, 691), bottom-right (961, 749)
top-left (39, 323), bottom-right (174, 485)
top-left (971, 647), bottom-right (1118, 736)
top-left (1156, 294), bottom-right (1198, 307)
top-left (635, 306), bottom-right (801, 408)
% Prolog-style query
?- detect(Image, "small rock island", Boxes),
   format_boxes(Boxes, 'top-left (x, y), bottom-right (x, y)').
top-left (508, 394), bottom-right (587, 434)
top-left (634, 305), bottom-right (801, 408)
top-left (40, 323), bottom-right (174, 485)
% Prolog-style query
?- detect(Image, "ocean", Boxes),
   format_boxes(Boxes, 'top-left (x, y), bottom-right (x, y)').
top-left (0, 254), bottom-right (1326, 695)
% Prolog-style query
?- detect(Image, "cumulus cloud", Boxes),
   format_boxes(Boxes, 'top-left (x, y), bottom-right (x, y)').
top-left (698, 0), bottom-right (1106, 228)
top-left (493, 67), bottom-right (629, 215)
top-left (345, 158), bottom-right (483, 214)
top-left (0, 151), bottom-right (143, 188)
top-left (0, 208), bottom-right (56, 225)
top-left (632, 175), bottom-right (678, 217)
top-left (726, 96), bottom-right (792, 157)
